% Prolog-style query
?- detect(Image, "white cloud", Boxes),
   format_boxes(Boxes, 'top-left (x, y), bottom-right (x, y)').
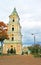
top-left (21, 21), bottom-right (41, 30)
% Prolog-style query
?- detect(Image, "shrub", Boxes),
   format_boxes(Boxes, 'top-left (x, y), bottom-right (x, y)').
top-left (7, 49), bottom-right (10, 54)
top-left (22, 51), bottom-right (24, 55)
top-left (25, 51), bottom-right (28, 54)
top-left (13, 48), bottom-right (16, 54)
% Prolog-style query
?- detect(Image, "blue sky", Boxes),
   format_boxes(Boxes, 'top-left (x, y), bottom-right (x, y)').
top-left (0, 0), bottom-right (41, 46)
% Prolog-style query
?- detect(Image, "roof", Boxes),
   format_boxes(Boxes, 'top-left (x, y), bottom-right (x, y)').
top-left (10, 8), bottom-right (19, 17)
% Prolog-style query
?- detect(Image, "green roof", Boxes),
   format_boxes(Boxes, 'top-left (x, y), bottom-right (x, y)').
top-left (11, 8), bottom-right (18, 16)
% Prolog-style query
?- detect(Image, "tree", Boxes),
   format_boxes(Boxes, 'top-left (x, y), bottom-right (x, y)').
top-left (28, 44), bottom-right (41, 54)
top-left (0, 21), bottom-right (8, 53)
top-left (7, 49), bottom-right (10, 54)
top-left (22, 51), bottom-right (24, 55)
top-left (13, 48), bottom-right (16, 54)
top-left (25, 51), bottom-right (28, 54)
top-left (0, 21), bottom-right (8, 40)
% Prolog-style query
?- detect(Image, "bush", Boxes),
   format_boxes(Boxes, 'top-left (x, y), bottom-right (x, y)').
top-left (13, 48), bottom-right (16, 54)
top-left (22, 51), bottom-right (24, 55)
top-left (33, 53), bottom-right (41, 57)
top-left (7, 49), bottom-right (10, 54)
top-left (25, 51), bottom-right (28, 55)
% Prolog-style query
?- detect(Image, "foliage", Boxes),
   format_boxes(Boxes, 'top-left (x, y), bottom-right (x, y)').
top-left (13, 48), bottom-right (16, 54)
top-left (0, 21), bottom-right (8, 42)
top-left (25, 51), bottom-right (28, 54)
top-left (0, 21), bottom-right (9, 54)
top-left (22, 51), bottom-right (24, 55)
top-left (28, 44), bottom-right (41, 57)
top-left (7, 49), bottom-right (10, 54)
top-left (22, 51), bottom-right (28, 55)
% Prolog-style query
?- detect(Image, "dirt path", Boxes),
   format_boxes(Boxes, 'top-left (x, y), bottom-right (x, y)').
top-left (0, 55), bottom-right (41, 65)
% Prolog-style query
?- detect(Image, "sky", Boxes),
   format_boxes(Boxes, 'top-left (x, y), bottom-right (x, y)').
top-left (0, 0), bottom-right (41, 46)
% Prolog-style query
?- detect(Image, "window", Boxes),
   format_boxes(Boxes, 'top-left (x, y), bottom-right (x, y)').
top-left (12, 27), bottom-right (14, 31)
top-left (13, 19), bottom-right (14, 22)
top-left (11, 45), bottom-right (13, 47)
top-left (12, 37), bottom-right (14, 41)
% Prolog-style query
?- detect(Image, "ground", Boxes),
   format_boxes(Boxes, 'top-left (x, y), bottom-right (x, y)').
top-left (0, 55), bottom-right (41, 65)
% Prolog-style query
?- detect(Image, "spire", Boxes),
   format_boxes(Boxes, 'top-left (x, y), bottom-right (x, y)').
top-left (14, 8), bottom-right (16, 12)
top-left (11, 8), bottom-right (18, 16)
top-left (9, 8), bottom-right (20, 20)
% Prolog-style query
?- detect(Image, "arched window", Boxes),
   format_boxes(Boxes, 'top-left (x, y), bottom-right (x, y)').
top-left (11, 45), bottom-right (13, 47)
top-left (13, 19), bottom-right (14, 22)
top-left (12, 37), bottom-right (14, 41)
top-left (12, 27), bottom-right (14, 31)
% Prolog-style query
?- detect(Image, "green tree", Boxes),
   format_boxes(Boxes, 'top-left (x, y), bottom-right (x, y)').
top-left (28, 44), bottom-right (40, 54)
top-left (22, 51), bottom-right (24, 55)
top-left (25, 51), bottom-right (28, 54)
top-left (7, 49), bottom-right (10, 54)
top-left (13, 48), bottom-right (16, 54)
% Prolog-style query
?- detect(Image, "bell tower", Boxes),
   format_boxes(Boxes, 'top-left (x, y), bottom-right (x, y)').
top-left (3, 8), bottom-right (22, 54)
